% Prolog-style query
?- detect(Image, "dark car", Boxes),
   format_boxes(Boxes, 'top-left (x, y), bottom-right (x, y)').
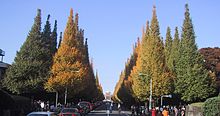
top-left (78, 101), bottom-right (91, 114)
top-left (71, 105), bottom-right (86, 116)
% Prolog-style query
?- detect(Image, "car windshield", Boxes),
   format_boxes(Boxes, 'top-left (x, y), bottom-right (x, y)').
top-left (61, 108), bottom-right (78, 113)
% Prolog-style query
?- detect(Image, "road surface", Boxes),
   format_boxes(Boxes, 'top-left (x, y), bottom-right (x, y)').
top-left (87, 103), bottom-right (131, 116)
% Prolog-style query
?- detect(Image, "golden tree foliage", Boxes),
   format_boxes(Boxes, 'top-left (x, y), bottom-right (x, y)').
top-left (130, 6), bottom-right (173, 102)
top-left (45, 9), bottom-right (88, 96)
top-left (112, 38), bottom-right (140, 104)
top-left (130, 26), bottom-right (148, 101)
top-left (142, 6), bottom-right (172, 97)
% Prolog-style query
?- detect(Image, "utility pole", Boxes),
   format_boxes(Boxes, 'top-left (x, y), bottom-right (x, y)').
top-left (149, 78), bottom-right (152, 110)
top-left (64, 87), bottom-right (67, 105)
top-left (55, 91), bottom-right (58, 107)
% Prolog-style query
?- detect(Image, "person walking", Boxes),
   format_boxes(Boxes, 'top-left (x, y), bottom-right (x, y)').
top-left (131, 105), bottom-right (135, 116)
top-left (118, 103), bottom-right (121, 114)
top-left (157, 111), bottom-right (163, 116)
top-left (110, 102), bottom-right (113, 113)
top-left (181, 106), bottom-right (185, 116)
top-left (162, 108), bottom-right (169, 116)
top-left (174, 106), bottom-right (178, 116)
top-left (135, 104), bottom-right (140, 115)
top-left (151, 107), bottom-right (156, 116)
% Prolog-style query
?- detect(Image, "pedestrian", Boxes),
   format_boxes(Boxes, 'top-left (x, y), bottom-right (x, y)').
top-left (157, 111), bottom-right (162, 116)
top-left (145, 107), bottom-right (149, 116)
top-left (181, 106), bottom-right (185, 116)
top-left (151, 107), bottom-right (156, 116)
top-left (169, 106), bottom-right (175, 116)
top-left (50, 104), bottom-right (55, 112)
top-left (106, 102), bottom-right (110, 110)
top-left (40, 101), bottom-right (45, 111)
top-left (174, 106), bottom-right (178, 116)
top-left (131, 105), bottom-right (135, 116)
top-left (118, 103), bottom-right (121, 114)
top-left (110, 102), bottom-right (113, 113)
top-left (135, 104), bottom-right (140, 115)
top-left (159, 107), bottom-right (163, 113)
top-left (162, 108), bottom-right (169, 116)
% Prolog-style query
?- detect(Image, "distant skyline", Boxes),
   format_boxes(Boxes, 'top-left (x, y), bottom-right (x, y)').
top-left (1, 0), bottom-right (220, 93)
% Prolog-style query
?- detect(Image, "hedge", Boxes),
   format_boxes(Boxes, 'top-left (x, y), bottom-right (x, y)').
top-left (203, 96), bottom-right (220, 116)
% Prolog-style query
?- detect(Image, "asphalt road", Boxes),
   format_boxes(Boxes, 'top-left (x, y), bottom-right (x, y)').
top-left (87, 103), bottom-right (131, 116)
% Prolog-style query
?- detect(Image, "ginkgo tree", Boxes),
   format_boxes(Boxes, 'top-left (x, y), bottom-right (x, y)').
top-left (45, 9), bottom-right (88, 98)
top-left (45, 9), bottom-right (103, 102)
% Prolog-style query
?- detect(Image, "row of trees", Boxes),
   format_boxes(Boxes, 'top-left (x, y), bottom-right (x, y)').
top-left (113, 4), bottom-right (218, 106)
top-left (2, 9), bottom-right (104, 102)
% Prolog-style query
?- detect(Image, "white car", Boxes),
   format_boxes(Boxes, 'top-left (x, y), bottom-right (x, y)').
top-left (27, 111), bottom-right (57, 116)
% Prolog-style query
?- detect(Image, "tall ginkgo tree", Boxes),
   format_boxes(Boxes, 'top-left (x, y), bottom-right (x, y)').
top-left (45, 9), bottom-right (87, 98)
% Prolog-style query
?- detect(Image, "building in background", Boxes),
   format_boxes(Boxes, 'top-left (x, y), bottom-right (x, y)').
top-left (0, 49), bottom-right (10, 85)
top-left (104, 91), bottom-right (112, 102)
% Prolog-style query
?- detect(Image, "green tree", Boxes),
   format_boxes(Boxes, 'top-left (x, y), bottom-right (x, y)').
top-left (51, 20), bottom-right (58, 54)
top-left (3, 9), bottom-right (46, 94)
top-left (147, 6), bottom-right (172, 97)
top-left (41, 15), bottom-right (57, 81)
top-left (169, 27), bottom-right (180, 75)
top-left (165, 27), bottom-right (173, 70)
top-left (175, 4), bottom-right (216, 102)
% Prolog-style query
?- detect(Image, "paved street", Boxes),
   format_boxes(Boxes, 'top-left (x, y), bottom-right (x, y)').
top-left (87, 103), bottom-right (131, 116)
top-left (88, 110), bottom-right (130, 116)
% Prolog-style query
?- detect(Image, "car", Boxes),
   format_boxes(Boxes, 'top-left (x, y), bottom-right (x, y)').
top-left (78, 101), bottom-right (93, 111)
top-left (78, 102), bottom-right (92, 114)
top-left (27, 111), bottom-right (57, 116)
top-left (59, 108), bottom-right (80, 116)
top-left (71, 105), bottom-right (86, 116)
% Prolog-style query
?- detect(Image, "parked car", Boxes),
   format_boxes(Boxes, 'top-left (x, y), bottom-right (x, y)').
top-left (78, 101), bottom-right (92, 113)
top-left (27, 111), bottom-right (57, 116)
top-left (59, 108), bottom-right (80, 116)
top-left (71, 105), bottom-right (85, 116)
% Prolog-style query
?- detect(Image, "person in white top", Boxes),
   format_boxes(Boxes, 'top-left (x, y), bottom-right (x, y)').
top-left (118, 103), bottom-right (121, 114)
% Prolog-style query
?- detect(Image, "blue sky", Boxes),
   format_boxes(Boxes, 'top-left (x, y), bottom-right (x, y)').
top-left (1, 0), bottom-right (220, 94)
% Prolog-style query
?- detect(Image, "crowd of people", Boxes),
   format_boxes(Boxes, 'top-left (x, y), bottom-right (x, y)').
top-left (131, 105), bottom-right (186, 116)
top-left (32, 100), bottom-right (66, 112)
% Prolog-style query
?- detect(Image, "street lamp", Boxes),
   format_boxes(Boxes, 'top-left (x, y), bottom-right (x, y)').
top-left (64, 70), bottom-right (79, 105)
top-left (139, 73), bottom-right (152, 110)
top-left (160, 94), bottom-right (172, 106)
